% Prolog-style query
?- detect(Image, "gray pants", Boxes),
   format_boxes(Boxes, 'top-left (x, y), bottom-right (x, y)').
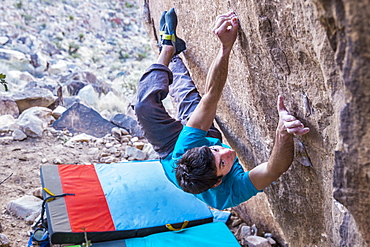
top-left (134, 56), bottom-right (222, 158)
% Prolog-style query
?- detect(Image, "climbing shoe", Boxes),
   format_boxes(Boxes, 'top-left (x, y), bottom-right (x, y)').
top-left (161, 8), bottom-right (186, 55)
top-left (158, 11), bottom-right (167, 52)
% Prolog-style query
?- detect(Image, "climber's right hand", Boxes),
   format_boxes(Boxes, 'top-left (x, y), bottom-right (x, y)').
top-left (277, 95), bottom-right (310, 136)
top-left (212, 12), bottom-right (239, 50)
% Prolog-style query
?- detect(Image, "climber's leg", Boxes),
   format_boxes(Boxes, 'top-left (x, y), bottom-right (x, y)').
top-left (134, 46), bottom-right (183, 158)
top-left (168, 56), bottom-right (223, 141)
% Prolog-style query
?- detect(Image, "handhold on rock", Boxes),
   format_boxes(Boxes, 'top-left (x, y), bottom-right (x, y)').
top-left (302, 93), bottom-right (314, 117)
top-left (295, 139), bottom-right (313, 167)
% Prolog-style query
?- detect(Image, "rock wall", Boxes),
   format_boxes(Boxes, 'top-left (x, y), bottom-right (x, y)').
top-left (141, 0), bottom-right (369, 246)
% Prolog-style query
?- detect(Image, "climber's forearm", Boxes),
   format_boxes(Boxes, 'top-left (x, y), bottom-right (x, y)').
top-left (205, 46), bottom-right (231, 96)
top-left (249, 96), bottom-right (310, 191)
top-left (187, 12), bottom-right (239, 131)
top-left (267, 128), bottom-right (294, 177)
top-left (249, 128), bottom-right (294, 191)
top-left (186, 47), bottom-right (231, 131)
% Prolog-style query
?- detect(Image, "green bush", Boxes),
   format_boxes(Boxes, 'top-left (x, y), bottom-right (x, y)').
top-left (0, 73), bottom-right (9, 91)
top-left (15, 1), bottom-right (23, 9)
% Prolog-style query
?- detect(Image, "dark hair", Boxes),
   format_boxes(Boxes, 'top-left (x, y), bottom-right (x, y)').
top-left (175, 146), bottom-right (222, 194)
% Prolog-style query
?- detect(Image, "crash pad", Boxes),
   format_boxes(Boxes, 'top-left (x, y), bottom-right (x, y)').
top-left (40, 160), bottom-right (213, 244)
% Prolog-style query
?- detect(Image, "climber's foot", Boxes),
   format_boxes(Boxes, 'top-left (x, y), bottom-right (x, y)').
top-left (160, 8), bottom-right (186, 55)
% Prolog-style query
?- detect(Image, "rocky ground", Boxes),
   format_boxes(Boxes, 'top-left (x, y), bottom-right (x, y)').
top-left (0, 0), bottom-right (278, 246)
top-left (0, 129), bottom-right (123, 246)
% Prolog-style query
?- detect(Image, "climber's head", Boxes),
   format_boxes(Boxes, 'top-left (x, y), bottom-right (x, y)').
top-left (175, 145), bottom-right (235, 194)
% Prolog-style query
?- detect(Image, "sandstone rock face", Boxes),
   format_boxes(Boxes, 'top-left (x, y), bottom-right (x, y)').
top-left (142, 0), bottom-right (369, 246)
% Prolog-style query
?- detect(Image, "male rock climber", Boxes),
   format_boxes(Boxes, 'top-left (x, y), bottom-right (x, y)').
top-left (134, 9), bottom-right (310, 210)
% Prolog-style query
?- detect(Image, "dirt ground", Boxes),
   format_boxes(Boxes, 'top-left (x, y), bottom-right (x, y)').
top-left (0, 129), bottom-right (101, 246)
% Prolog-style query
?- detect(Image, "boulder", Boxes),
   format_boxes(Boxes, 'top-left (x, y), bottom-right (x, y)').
top-left (111, 113), bottom-right (144, 137)
top-left (12, 87), bottom-right (56, 113)
top-left (143, 1), bottom-right (370, 246)
top-left (52, 105), bottom-right (66, 119)
top-left (17, 106), bottom-right (55, 138)
top-left (64, 133), bottom-right (97, 147)
top-left (63, 96), bottom-right (82, 109)
top-left (30, 52), bottom-right (48, 74)
top-left (6, 195), bottom-right (42, 222)
top-left (245, 236), bottom-right (271, 247)
top-left (65, 80), bottom-right (87, 96)
top-left (125, 146), bottom-right (146, 161)
top-left (12, 128), bottom-right (27, 141)
top-left (239, 225), bottom-right (252, 239)
top-left (7, 71), bottom-right (35, 83)
top-left (0, 96), bottom-right (19, 118)
top-left (52, 103), bottom-right (119, 138)
top-left (0, 115), bottom-right (17, 133)
top-left (0, 234), bottom-right (10, 247)
top-left (0, 36), bottom-right (9, 45)
top-left (41, 41), bottom-right (61, 56)
top-left (0, 48), bottom-right (29, 70)
top-left (77, 84), bottom-right (100, 107)
top-left (14, 35), bottom-right (35, 54)
top-left (5, 70), bottom-right (35, 91)
top-left (48, 60), bottom-right (68, 75)
top-left (22, 77), bottom-right (60, 100)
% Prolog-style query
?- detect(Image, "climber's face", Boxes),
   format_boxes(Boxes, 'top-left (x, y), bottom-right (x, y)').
top-left (210, 145), bottom-right (236, 178)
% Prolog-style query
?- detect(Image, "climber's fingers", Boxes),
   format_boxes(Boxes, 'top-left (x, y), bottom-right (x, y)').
top-left (286, 124), bottom-right (310, 135)
top-left (284, 119), bottom-right (303, 129)
top-left (214, 17), bottom-right (238, 35)
top-left (277, 95), bottom-right (289, 116)
top-left (282, 115), bottom-right (310, 136)
top-left (277, 95), bottom-right (310, 136)
top-left (293, 127), bottom-right (310, 136)
top-left (213, 12), bottom-right (236, 31)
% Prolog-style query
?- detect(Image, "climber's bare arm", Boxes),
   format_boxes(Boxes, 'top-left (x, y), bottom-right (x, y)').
top-left (249, 96), bottom-right (310, 191)
top-left (187, 12), bottom-right (238, 131)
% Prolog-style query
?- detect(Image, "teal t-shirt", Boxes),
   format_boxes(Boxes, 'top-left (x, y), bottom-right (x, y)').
top-left (161, 125), bottom-right (262, 210)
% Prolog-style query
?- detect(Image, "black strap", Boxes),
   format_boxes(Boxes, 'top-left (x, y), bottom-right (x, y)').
top-left (36, 193), bottom-right (75, 229)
